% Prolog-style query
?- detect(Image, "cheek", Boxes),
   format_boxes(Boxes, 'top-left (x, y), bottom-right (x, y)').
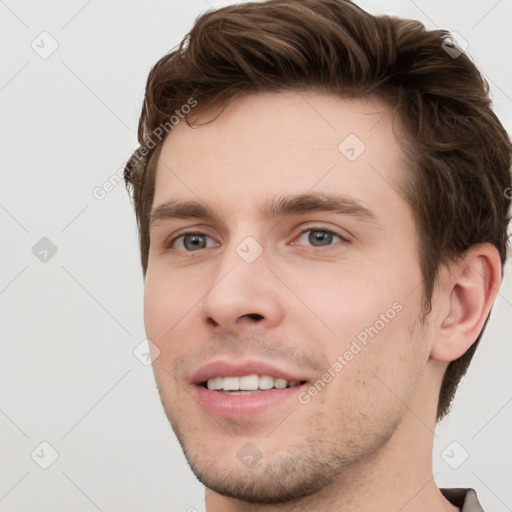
top-left (143, 273), bottom-right (169, 341)
top-left (333, 302), bottom-right (424, 415)
top-left (143, 278), bottom-right (190, 402)
top-left (143, 268), bottom-right (201, 366)
top-left (297, 266), bottom-right (403, 339)
top-left (304, 267), bottom-right (422, 386)
top-left (144, 265), bottom-right (201, 332)
top-left (305, 320), bottom-right (423, 440)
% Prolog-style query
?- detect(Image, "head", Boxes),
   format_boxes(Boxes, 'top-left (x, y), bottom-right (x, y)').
top-left (124, 0), bottom-right (511, 505)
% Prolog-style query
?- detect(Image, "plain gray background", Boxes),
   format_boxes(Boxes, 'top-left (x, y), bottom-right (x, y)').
top-left (1, 1), bottom-right (511, 511)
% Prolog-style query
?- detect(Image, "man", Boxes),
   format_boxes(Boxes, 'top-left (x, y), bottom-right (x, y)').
top-left (124, 1), bottom-right (511, 510)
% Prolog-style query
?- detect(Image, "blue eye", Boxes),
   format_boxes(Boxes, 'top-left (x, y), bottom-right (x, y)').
top-left (166, 228), bottom-right (345, 252)
top-left (171, 233), bottom-right (218, 251)
top-left (295, 229), bottom-right (344, 247)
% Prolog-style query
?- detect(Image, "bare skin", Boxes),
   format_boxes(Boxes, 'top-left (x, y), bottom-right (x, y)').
top-left (143, 90), bottom-right (501, 511)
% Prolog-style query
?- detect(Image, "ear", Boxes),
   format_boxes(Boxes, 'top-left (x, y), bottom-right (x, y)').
top-left (430, 243), bottom-right (503, 362)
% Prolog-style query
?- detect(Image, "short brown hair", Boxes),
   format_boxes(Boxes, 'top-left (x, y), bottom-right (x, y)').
top-left (124, 0), bottom-right (512, 421)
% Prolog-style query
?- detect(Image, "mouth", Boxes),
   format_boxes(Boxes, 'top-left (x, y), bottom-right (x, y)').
top-left (201, 374), bottom-right (307, 395)
top-left (190, 360), bottom-right (311, 418)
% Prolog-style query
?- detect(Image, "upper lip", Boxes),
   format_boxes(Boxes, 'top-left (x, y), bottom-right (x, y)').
top-left (190, 359), bottom-right (311, 385)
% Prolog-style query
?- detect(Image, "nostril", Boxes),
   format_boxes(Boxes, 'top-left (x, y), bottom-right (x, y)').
top-left (206, 317), bottom-right (220, 327)
top-left (244, 313), bottom-right (264, 321)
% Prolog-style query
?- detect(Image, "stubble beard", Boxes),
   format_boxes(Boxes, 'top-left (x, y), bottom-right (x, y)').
top-left (169, 414), bottom-right (397, 506)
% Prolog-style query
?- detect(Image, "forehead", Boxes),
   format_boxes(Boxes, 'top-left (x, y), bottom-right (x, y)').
top-left (153, 90), bottom-right (407, 221)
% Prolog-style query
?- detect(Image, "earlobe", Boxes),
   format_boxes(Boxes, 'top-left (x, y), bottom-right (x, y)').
top-left (430, 243), bottom-right (502, 363)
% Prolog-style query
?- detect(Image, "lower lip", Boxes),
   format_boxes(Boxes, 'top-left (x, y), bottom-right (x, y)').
top-left (193, 384), bottom-right (305, 419)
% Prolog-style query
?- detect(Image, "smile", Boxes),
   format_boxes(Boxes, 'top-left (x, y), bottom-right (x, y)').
top-left (203, 374), bottom-right (305, 393)
top-left (191, 361), bottom-right (311, 418)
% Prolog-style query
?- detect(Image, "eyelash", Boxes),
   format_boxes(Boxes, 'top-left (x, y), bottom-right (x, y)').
top-left (164, 227), bottom-right (349, 252)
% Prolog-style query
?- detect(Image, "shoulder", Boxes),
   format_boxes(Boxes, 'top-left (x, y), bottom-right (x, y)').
top-left (441, 488), bottom-right (485, 512)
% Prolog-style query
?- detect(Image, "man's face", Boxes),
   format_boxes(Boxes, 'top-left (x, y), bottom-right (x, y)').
top-left (144, 91), bottom-right (434, 503)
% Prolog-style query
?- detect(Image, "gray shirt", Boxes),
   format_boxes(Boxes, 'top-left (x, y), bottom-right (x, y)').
top-left (441, 488), bottom-right (484, 512)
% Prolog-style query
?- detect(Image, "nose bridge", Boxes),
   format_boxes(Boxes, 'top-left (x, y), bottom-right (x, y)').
top-left (212, 215), bottom-right (267, 276)
top-left (208, 233), bottom-right (266, 299)
top-left (199, 231), bottom-right (283, 331)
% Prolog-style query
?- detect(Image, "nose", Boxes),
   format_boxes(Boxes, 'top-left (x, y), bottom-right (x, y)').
top-left (200, 243), bottom-right (285, 335)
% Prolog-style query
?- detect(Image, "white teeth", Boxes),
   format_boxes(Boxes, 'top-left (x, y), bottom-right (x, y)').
top-left (258, 375), bottom-right (274, 390)
top-left (239, 375), bottom-right (259, 390)
top-left (207, 377), bottom-right (223, 390)
top-left (273, 378), bottom-right (287, 389)
top-left (205, 375), bottom-right (303, 391)
top-left (223, 377), bottom-right (240, 390)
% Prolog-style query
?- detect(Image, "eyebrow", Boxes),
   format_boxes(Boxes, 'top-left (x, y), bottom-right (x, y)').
top-left (149, 192), bottom-right (380, 228)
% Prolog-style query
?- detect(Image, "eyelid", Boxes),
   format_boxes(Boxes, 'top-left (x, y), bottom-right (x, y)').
top-left (164, 228), bottom-right (219, 249)
top-left (162, 223), bottom-right (351, 251)
top-left (289, 224), bottom-right (352, 245)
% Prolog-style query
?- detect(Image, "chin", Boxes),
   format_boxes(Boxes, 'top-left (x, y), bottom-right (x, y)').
top-left (176, 431), bottom-right (354, 505)
top-left (187, 454), bottom-right (332, 505)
